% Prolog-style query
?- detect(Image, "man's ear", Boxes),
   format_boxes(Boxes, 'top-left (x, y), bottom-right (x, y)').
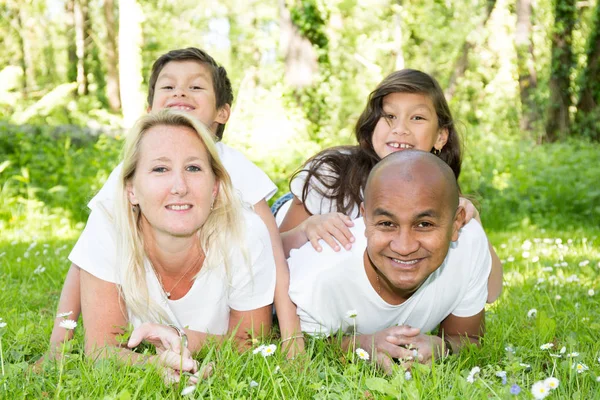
top-left (215, 104), bottom-right (231, 125)
top-left (127, 181), bottom-right (138, 206)
top-left (146, 105), bottom-right (152, 113)
top-left (451, 205), bottom-right (466, 242)
top-left (434, 127), bottom-right (449, 152)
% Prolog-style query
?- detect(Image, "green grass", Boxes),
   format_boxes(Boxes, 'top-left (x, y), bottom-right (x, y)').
top-left (1, 226), bottom-right (599, 399)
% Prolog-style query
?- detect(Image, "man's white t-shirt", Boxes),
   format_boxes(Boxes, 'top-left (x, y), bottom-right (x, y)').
top-left (288, 218), bottom-right (491, 336)
top-left (72, 208), bottom-right (276, 334)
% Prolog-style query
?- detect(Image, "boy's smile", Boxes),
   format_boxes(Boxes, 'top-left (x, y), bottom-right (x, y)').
top-left (150, 61), bottom-right (229, 134)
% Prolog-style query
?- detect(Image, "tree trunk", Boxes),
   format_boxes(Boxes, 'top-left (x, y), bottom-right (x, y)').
top-left (574, 2), bottom-right (600, 140)
top-left (74, 0), bottom-right (89, 96)
top-left (544, 0), bottom-right (576, 142)
top-left (15, 9), bottom-right (29, 96)
top-left (65, 0), bottom-right (77, 83)
top-left (445, 0), bottom-right (497, 99)
top-left (515, 0), bottom-right (539, 133)
top-left (118, 0), bottom-right (145, 128)
top-left (104, 0), bottom-right (121, 111)
top-left (393, 0), bottom-right (405, 70)
top-left (278, 0), bottom-right (318, 89)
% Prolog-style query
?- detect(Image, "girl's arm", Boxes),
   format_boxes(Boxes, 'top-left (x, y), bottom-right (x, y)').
top-left (460, 197), bottom-right (503, 303)
top-left (279, 196), bottom-right (355, 257)
top-left (253, 200), bottom-right (304, 356)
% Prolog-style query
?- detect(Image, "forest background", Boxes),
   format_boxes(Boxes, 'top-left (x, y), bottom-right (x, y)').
top-left (1, 0), bottom-right (600, 398)
top-left (1, 0), bottom-right (600, 239)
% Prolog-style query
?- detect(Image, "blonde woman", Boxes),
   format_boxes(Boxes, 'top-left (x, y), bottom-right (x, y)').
top-left (78, 110), bottom-right (276, 379)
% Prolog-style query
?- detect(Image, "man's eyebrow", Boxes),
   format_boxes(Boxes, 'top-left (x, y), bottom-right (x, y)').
top-left (415, 209), bottom-right (439, 218)
top-left (156, 72), bottom-right (209, 81)
top-left (372, 208), bottom-right (395, 218)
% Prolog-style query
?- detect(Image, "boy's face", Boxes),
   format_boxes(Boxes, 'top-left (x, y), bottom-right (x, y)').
top-left (149, 61), bottom-right (230, 135)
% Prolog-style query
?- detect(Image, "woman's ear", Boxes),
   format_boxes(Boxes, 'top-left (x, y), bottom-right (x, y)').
top-left (434, 127), bottom-right (449, 152)
top-left (127, 181), bottom-right (139, 206)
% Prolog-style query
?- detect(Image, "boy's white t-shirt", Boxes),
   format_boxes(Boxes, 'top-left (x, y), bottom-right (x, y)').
top-left (72, 208), bottom-right (276, 333)
top-left (288, 218), bottom-right (491, 336)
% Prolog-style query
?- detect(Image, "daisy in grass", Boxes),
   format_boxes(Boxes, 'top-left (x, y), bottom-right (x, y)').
top-left (566, 352), bottom-right (579, 358)
top-left (527, 309), bottom-right (537, 318)
top-left (573, 363), bottom-right (589, 373)
top-left (531, 380), bottom-right (550, 399)
top-left (544, 377), bottom-right (559, 390)
top-left (0, 319), bottom-right (6, 329)
top-left (253, 345), bottom-right (265, 355)
top-left (261, 344), bottom-right (277, 357)
top-left (356, 348), bottom-right (369, 361)
top-left (540, 343), bottom-right (554, 350)
top-left (466, 366), bottom-right (480, 383)
top-left (56, 311), bottom-right (73, 318)
top-left (181, 385), bottom-right (196, 396)
top-left (588, 289), bottom-right (595, 296)
top-left (59, 319), bottom-right (77, 330)
top-left (345, 310), bottom-right (358, 319)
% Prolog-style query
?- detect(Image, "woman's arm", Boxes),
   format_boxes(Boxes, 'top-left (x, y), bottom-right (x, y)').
top-left (253, 200), bottom-right (304, 356)
top-left (48, 264), bottom-right (81, 353)
top-left (80, 269), bottom-right (198, 380)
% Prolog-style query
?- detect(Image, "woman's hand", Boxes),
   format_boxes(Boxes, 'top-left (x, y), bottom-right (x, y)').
top-left (459, 197), bottom-right (480, 225)
top-left (128, 323), bottom-right (210, 384)
top-left (300, 212), bottom-right (355, 252)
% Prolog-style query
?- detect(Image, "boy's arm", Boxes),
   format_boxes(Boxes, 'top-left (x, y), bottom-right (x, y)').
top-left (253, 200), bottom-right (304, 357)
top-left (486, 242), bottom-right (503, 302)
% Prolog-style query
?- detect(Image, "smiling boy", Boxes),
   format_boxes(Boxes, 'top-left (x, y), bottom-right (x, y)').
top-left (288, 150), bottom-right (491, 372)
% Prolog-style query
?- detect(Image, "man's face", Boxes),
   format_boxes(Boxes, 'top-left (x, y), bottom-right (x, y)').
top-left (362, 171), bottom-right (462, 299)
top-left (150, 61), bottom-right (229, 134)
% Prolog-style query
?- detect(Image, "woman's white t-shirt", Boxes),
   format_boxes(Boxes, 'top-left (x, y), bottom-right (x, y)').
top-left (69, 143), bottom-right (277, 332)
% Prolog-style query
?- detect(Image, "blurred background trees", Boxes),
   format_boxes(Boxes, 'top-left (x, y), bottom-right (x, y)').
top-left (1, 0), bottom-right (599, 236)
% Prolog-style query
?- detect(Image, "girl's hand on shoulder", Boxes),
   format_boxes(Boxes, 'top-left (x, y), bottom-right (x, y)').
top-left (300, 212), bottom-right (355, 252)
top-left (459, 197), bottom-right (480, 225)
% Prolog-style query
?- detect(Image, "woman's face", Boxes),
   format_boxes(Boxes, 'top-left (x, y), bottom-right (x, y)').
top-left (371, 92), bottom-right (448, 159)
top-left (127, 124), bottom-right (218, 239)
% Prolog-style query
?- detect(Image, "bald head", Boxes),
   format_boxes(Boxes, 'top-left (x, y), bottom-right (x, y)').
top-left (364, 150), bottom-right (459, 212)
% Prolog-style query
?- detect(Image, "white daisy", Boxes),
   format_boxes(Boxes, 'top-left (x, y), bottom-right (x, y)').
top-left (544, 377), bottom-right (559, 390)
top-left (355, 348), bottom-right (369, 361)
top-left (345, 310), bottom-right (358, 319)
top-left (261, 344), bottom-right (277, 357)
top-left (59, 319), bottom-right (77, 330)
top-left (531, 380), bottom-right (550, 399)
top-left (574, 363), bottom-right (589, 373)
top-left (527, 309), bottom-right (537, 318)
top-left (181, 385), bottom-right (196, 396)
top-left (540, 343), bottom-right (554, 350)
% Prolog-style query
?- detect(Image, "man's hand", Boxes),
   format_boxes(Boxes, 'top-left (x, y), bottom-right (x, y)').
top-left (353, 325), bottom-right (421, 374)
top-left (384, 327), bottom-right (446, 367)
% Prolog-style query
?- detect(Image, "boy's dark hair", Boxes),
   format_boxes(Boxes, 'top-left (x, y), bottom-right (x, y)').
top-left (147, 47), bottom-right (233, 140)
top-left (293, 69), bottom-right (462, 217)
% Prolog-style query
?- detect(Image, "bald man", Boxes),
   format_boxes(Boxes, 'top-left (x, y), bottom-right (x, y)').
top-left (288, 150), bottom-right (491, 372)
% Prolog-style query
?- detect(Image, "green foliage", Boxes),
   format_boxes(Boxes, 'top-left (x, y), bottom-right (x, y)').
top-left (0, 123), bottom-right (121, 239)
top-left (1, 228), bottom-right (599, 397)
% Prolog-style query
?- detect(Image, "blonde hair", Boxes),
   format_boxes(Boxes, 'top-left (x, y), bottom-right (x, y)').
top-left (113, 109), bottom-right (247, 323)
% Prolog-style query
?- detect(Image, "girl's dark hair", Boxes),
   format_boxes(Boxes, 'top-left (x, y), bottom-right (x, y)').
top-left (293, 69), bottom-right (462, 217)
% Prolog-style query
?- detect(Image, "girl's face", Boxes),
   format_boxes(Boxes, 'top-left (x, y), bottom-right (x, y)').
top-left (371, 92), bottom-right (448, 159)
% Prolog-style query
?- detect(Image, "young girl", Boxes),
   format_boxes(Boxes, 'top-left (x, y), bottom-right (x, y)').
top-left (279, 69), bottom-right (502, 303)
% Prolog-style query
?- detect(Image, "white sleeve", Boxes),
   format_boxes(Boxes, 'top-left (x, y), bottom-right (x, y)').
top-left (451, 221), bottom-right (491, 317)
top-left (228, 209), bottom-right (277, 311)
top-left (289, 161), bottom-right (338, 215)
top-left (68, 208), bottom-right (118, 283)
top-left (87, 163), bottom-right (123, 211)
top-left (218, 143), bottom-right (277, 205)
